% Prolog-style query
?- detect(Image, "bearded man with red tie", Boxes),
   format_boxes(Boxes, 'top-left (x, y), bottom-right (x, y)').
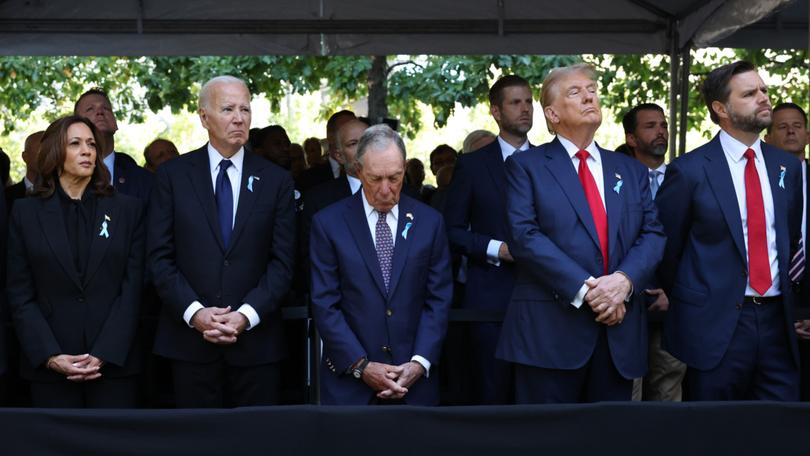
top-left (656, 61), bottom-right (803, 401)
top-left (495, 64), bottom-right (665, 403)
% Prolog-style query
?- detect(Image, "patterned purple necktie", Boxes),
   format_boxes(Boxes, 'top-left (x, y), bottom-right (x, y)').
top-left (375, 211), bottom-right (394, 291)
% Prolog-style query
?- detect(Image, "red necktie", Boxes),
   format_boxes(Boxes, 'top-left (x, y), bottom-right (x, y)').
top-left (743, 148), bottom-right (772, 295)
top-left (576, 150), bottom-right (608, 274)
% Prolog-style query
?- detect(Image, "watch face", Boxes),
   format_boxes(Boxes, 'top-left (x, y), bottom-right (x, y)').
top-left (353, 369), bottom-right (361, 379)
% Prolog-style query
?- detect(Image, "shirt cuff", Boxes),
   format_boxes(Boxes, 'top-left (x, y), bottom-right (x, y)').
top-left (183, 301), bottom-right (205, 328)
top-left (571, 277), bottom-right (595, 309)
top-left (411, 355), bottom-right (431, 378)
top-left (486, 240), bottom-right (503, 266)
top-left (237, 304), bottom-right (261, 331)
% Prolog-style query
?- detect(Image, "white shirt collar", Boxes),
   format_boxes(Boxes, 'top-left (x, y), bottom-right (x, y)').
top-left (497, 136), bottom-right (530, 161)
top-left (651, 163), bottom-right (667, 174)
top-left (558, 135), bottom-right (600, 163)
top-left (719, 129), bottom-right (763, 163)
top-left (347, 174), bottom-right (362, 194)
top-left (360, 187), bottom-right (399, 222)
top-left (103, 151), bottom-right (116, 182)
top-left (328, 156), bottom-right (341, 178)
top-left (23, 176), bottom-right (34, 191)
top-left (207, 143), bottom-right (245, 174)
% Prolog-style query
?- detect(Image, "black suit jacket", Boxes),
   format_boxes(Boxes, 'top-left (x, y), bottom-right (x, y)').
top-left (148, 146), bottom-right (296, 366)
top-left (4, 180), bottom-right (26, 214)
top-left (297, 161), bottom-right (335, 192)
top-left (113, 152), bottom-right (153, 202)
top-left (6, 191), bottom-right (144, 382)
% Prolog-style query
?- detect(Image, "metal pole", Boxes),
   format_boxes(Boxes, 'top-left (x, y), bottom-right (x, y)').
top-left (678, 46), bottom-right (691, 156)
top-left (668, 20), bottom-right (679, 163)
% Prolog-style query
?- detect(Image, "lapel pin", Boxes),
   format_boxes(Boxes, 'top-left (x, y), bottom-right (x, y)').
top-left (402, 221), bottom-right (413, 240)
top-left (99, 215), bottom-right (111, 238)
top-left (779, 165), bottom-right (786, 189)
top-left (406, 212), bottom-right (413, 221)
top-left (613, 173), bottom-right (623, 194)
top-left (118, 177), bottom-right (126, 184)
top-left (247, 175), bottom-right (260, 192)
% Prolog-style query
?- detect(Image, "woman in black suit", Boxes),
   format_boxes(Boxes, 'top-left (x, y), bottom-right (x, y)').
top-left (7, 115), bottom-right (144, 408)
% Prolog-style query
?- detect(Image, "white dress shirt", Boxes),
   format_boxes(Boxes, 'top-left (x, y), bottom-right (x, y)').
top-left (347, 174), bottom-right (362, 195)
top-left (557, 135), bottom-right (607, 309)
top-left (328, 156), bottom-right (341, 179)
top-left (103, 152), bottom-right (116, 184)
top-left (360, 190), bottom-right (431, 375)
top-left (23, 176), bottom-right (34, 192)
top-left (719, 130), bottom-right (780, 297)
top-left (183, 144), bottom-right (261, 330)
top-left (486, 136), bottom-right (531, 266)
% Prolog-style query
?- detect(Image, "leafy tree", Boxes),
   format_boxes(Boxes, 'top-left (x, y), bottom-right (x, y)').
top-left (0, 51), bottom-right (805, 139)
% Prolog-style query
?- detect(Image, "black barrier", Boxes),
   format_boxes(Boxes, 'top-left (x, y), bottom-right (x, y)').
top-left (2, 402), bottom-right (810, 455)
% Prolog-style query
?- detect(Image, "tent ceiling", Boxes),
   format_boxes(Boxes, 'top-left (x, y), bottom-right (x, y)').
top-left (0, 0), bottom-right (804, 55)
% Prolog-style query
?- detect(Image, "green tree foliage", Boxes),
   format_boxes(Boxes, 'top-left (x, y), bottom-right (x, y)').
top-left (0, 51), bottom-right (805, 139)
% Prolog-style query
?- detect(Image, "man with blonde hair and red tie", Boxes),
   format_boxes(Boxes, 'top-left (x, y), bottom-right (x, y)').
top-left (496, 64), bottom-right (665, 403)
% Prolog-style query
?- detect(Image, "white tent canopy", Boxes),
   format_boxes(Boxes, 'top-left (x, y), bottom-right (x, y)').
top-left (0, 0), bottom-right (803, 56)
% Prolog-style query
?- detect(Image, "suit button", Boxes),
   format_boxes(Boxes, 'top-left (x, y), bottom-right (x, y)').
top-left (77, 296), bottom-right (85, 303)
top-left (386, 309), bottom-right (393, 317)
top-left (216, 293), bottom-right (221, 299)
top-left (736, 304), bottom-right (742, 310)
top-left (224, 260), bottom-right (230, 267)
top-left (382, 345), bottom-right (391, 353)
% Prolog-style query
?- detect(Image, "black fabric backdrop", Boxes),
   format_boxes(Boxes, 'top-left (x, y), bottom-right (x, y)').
top-left (2, 402), bottom-right (809, 455)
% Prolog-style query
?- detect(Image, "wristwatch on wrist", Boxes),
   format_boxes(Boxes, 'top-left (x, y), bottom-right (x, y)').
top-left (352, 357), bottom-right (369, 379)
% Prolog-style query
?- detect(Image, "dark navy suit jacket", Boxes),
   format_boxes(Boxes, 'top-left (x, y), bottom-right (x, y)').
top-left (148, 146), bottom-right (296, 366)
top-left (7, 192), bottom-right (144, 382)
top-left (444, 140), bottom-right (515, 311)
top-left (113, 152), bottom-right (153, 201)
top-left (495, 138), bottom-right (665, 379)
top-left (656, 134), bottom-right (802, 370)
top-left (310, 192), bottom-right (453, 405)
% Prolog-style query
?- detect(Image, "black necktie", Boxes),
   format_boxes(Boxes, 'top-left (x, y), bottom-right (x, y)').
top-left (216, 159), bottom-right (233, 247)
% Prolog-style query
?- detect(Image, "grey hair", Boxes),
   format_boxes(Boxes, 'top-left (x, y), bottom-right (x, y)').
top-left (199, 75), bottom-right (249, 110)
top-left (355, 124), bottom-right (406, 167)
top-left (462, 129), bottom-right (496, 153)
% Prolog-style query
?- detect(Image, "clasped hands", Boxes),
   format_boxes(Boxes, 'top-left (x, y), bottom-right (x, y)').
top-left (47, 353), bottom-right (104, 382)
top-left (584, 272), bottom-right (632, 326)
top-left (361, 361), bottom-right (425, 400)
top-left (191, 306), bottom-right (248, 344)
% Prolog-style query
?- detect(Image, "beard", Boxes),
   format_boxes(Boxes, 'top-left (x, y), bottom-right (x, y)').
top-left (501, 117), bottom-right (533, 138)
top-left (637, 138), bottom-right (667, 157)
top-left (727, 103), bottom-right (771, 134)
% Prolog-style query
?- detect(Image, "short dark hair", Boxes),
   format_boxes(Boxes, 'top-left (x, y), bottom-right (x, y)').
top-left (768, 102), bottom-right (808, 133)
top-left (429, 144), bottom-right (457, 166)
top-left (34, 115), bottom-right (113, 198)
top-left (701, 60), bottom-right (757, 124)
top-left (622, 103), bottom-right (665, 135)
top-left (326, 110), bottom-right (356, 136)
top-left (74, 88), bottom-right (112, 115)
top-left (489, 75), bottom-right (530, 107)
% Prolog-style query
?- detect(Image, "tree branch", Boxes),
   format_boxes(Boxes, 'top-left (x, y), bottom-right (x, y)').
top-left (386, 60), bottom-right (423, 77)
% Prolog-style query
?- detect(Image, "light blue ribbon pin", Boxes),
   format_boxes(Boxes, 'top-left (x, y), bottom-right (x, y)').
top-left (247, 175), bottom-right (260, 192)
top-left (613, 180), bottom-right (623, 194)
top-left (402, 222), bottom-right (413, 240)
top-left (99, 215), bottom-right (110, 238)
top-left (779, 166), bottom-right (786, 189)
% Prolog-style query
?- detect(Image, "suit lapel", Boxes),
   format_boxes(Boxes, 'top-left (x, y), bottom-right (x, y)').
top-left (543, 138), bottom-right (601, 251)
top-left (187, 147), bottom-right (225, 251)
top-left (228, 152), bottom-right (261, 252)
top-left (83, 196), bottom-right (117, 287)
top-left (386, 197), bottom-right (414, 299)
top-left (38, 195), bottom-right (82, 290)
top-left (704, 136), bottom-right (746, 263)
top-left (485, 142), bottom-right (507, 197)
top-left (343, 193), bottom-right (387, 297)
top-left (601, 148), bottom-right (624, 261)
